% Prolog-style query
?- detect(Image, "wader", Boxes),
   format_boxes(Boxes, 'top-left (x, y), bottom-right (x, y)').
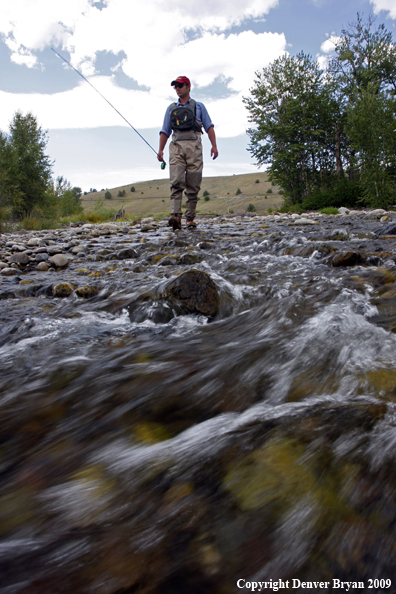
top-left (169, 131), bottom-right (203, 221)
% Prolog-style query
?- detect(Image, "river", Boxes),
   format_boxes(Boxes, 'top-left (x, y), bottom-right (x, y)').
top-left (1, 210), bottom-right (396, 593)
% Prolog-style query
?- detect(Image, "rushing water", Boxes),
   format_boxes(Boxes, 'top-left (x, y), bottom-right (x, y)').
top-left (1, 212), bottom-right (396, 593)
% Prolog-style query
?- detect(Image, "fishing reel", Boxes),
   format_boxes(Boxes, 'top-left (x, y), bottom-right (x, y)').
top-left (161, 161), bottom-right (166, 170)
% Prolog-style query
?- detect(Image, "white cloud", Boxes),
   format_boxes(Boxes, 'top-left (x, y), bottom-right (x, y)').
top-left (0, 0), bottom-right (284, 187)
top-left (320, 35), bottom-right (341, 54)
top-left (370, 0), bottom-right (396, 19)
top-left (0, 0), bottom-right (287, 137)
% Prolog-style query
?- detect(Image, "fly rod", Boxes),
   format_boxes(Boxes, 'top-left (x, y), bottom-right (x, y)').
top-left (51, 47), bottom-right (166, 169)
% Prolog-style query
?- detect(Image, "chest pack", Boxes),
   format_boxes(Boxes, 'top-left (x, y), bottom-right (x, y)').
top-left (170, 99), bottom-right (203, 133)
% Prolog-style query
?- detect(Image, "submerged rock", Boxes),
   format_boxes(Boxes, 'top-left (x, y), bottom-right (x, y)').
top-left (52, 282), bottom-right (77, 297)
top-left (163, 270), bottom-right (219, 317)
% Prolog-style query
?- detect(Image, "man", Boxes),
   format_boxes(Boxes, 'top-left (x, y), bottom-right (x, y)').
top-left (158, 76), bottom-right (218, 230)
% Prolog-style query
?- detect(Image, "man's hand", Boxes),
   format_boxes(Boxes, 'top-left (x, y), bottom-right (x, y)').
top-left (211, 146), bottom-right (218, 160)
top-left (157, 149), bottom-right (164, 162)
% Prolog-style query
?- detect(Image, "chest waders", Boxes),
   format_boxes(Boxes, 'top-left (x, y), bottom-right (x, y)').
top-left (169, 99), bottom-right (204, 221)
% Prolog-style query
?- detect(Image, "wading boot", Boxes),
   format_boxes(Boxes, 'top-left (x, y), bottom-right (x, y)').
top-left (168, 214), bottom-right (182, 231)
top-left (186, 219), bottom-right (197, 230)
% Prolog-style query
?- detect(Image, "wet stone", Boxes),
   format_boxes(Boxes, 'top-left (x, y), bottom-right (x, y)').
top-left (163, 269), bottom-right (220, 317)
top-left (117, 247), bottom-right (138, 260)
top-left (330, 251), bottom-right (366, 267)
top-left (52, 282), bottom-right (77, 297)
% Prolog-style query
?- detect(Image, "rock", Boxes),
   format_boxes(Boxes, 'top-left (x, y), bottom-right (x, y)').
top-left (141, 223), bottom-right (158, 232)
top-left (179, 252), bottom-right (202, 265)
top-left (27, 238), bottom-right (40, 246)
top-left (0, 267), bottom-right (19, 276)
top-left (49, 254), bottom-right (68, 268)
top-left (330, 251), bottom-right (365, 267)
top-left (365, 209), bottom-right (387, 219)
top-left (381, 215), bottom-right (391, 222)
top-left (71, 245), bottom-right (86, 254)
top-left (52, 282), bottom-right (76, 297)
top-left (35, 253), bottom-right (49, 263)
top-left (292, 218), bottom-right (317, 226)
top-left (97, 223), bottom-right (120, 231)
top-left (36, 262), bottom-right (50, 271)
top-left (8, 252), bottom-right (30, 265)
top-left (163, 270), bottom-right (219, 317)
top-left (117, 248), bottom-right (138, 260)
top-left (338, 207), bottom-right (350, 215)
top-left (74, 285), bottom-right (99, 298)
top-left (47, 247), bottom-right (63, 256)
top-left (0, 262), bottom-right (8, 270)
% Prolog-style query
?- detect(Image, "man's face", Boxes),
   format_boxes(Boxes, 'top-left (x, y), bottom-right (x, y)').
top-left (174, 83), bottom-right (190, 101)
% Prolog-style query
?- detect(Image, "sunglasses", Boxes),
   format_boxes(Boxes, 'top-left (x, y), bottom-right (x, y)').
top-left (173, 83), bottom-right (186, 89)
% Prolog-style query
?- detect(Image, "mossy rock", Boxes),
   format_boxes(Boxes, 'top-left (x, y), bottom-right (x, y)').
top-left (75, 285), bottom-right (99, 299)
top-left (52, 282), bottom-right (77, 298)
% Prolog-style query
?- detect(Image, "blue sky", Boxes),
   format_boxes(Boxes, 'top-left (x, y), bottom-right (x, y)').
top-left (1, 0), bottom-right (395, 191)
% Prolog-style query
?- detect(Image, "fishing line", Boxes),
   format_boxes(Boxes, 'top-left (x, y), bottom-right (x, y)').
top-left (51, 47), bottom-right (166, 169)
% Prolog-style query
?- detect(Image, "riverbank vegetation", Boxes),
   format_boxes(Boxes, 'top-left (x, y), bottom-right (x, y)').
top-left (244, 13), bottom-right (396, 211)
top-left (0, 112), bottom-right (84, 230)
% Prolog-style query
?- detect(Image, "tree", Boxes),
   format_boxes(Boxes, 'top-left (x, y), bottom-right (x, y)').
top-left (328, 14), bottom-right (396, 97)
top-left (7, 112), bottom-right (53, 215)
top-left (244, 53), bottom-right (344, 203)
top-left (329, 14), bottom-right (396, 203)
top-left (105, 191), bottom-right (112, 199)
top-left (346, 84), bottom-right (396, 206)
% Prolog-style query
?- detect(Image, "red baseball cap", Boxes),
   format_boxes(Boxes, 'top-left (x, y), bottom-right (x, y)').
top-left (171, 76), bottom-right (190, 86)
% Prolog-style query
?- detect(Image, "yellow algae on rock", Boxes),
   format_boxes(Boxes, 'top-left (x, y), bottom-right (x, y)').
top-left (223, 438), bottom-right (315, 512)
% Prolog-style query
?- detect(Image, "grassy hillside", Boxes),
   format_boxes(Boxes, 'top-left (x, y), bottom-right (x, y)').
top-left (81, 171), bottom-right (285, 218)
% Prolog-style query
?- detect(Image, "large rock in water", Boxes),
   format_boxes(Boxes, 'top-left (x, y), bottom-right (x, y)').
top-left (163, 270), bottom-right (219, 317)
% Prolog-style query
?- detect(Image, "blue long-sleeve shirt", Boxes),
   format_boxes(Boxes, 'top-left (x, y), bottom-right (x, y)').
top-left (160, 98), bottom-right (214, 137)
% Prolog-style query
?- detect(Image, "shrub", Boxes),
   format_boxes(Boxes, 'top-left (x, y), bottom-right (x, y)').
top-left (255, 179), bottom-right (260, 183)
top-left (266, 187), bottom-right (273, 193)
top-left (204, 195), bottom-right (210, 201)
top-left (117, 190), bottom-right (126, 198)
top-left (320, 207), bottom-right (339, 215)
top-left (131, 186), bottom-right (135, 192)
top-left (105, 191), bottom-right (112, 200)
top-left (247, 204), bottom-right (256, 212)
top-left (301, 178), bottom-right (361, 211)
top-left (229, 209), bottom-right (234, 214)
top-left (203, 190), bottom-right (209, 197)
top-left (236, 188), bottom-right (242, 195)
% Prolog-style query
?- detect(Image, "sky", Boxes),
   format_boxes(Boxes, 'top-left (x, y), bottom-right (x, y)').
top-left (1, 0), bottom-right (396, 192)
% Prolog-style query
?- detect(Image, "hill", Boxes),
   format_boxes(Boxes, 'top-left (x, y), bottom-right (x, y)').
top-left (81, 171), bottom-right (285, 217)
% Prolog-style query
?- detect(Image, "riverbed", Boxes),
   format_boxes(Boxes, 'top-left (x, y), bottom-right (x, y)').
top-left (1, 210), bottom-right (396, 593)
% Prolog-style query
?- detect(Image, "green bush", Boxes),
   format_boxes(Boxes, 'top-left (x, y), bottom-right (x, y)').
top-left (105, 191), bottom-right (112, 200)
top-left (266, 187), bottom-right (273, 193)
top-left (204, 195), bottom-right (210, 201)
top-left (203, 190), bottom-right (209, 197)
top-left (320, 207), bottom-right (339, 215)
top-left (236, 188), bottom-right (242, 195)
top-left (247, 204), bottom-right (256, 212)
top-left (117, 190), bottom-right (126, 198)
top-left (301, 178), bottom-right (361, 211)
top-left (255, 179), bottom-right (260, 183)
top-left (131, 186), bottom-right (135, 192)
